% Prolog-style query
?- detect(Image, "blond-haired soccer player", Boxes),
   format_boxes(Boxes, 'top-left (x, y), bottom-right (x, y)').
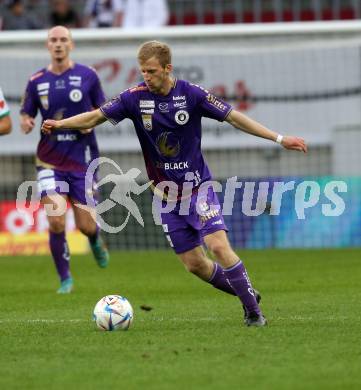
top-left (42, 41), bottom-right (307, 325)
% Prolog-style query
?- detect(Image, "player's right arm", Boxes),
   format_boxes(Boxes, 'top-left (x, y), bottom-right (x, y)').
top-left (20, 114), bottom-right (36, 134)
top-left (42, 108), bottom-right (106, 134)
top-left (20, 76), bottom-right (39, 134)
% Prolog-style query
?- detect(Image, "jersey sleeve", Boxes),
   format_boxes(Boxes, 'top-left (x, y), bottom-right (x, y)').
top-left (100, 89), bottom-right (131, 125)
top-left (190, 83), bottom-right (233, 121)
top-left (89, 69), bottom-right (106, 108)
top-left (20, 79), bottom-right (38, 118)
top-left (0, 88), bottom-right (10, 118)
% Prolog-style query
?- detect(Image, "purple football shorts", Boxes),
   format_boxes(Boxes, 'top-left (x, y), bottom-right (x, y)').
top-left (37, 167), bottom-right (98, 206)
top-left (159, 185), bottom-right (228, 254)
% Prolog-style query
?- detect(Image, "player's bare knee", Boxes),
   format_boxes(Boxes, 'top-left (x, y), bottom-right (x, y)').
top-left (184, 261), bottom-right (203, 276)
top-left (208, 239), bottom-right (228, 259)
top-left (183, 255), bottom-right (208, 276)
top-left (48, 217), bottom-right (65, 233)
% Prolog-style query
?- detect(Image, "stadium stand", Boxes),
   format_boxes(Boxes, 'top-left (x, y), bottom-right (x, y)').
top-left (0, 0), bottom-right (361, 30)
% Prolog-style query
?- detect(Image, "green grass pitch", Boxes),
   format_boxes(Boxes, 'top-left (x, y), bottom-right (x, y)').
top-left (0, 248), bottom-right (360, 390)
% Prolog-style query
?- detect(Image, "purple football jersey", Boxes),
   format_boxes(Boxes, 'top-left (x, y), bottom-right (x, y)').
top-left (21, 63), bottom-right (106, 172)
top-left (101, 80), bottom-right (232, 187)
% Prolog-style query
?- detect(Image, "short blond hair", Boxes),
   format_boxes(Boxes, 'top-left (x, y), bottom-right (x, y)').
top-left (137, 41), bottom-right (171, 68)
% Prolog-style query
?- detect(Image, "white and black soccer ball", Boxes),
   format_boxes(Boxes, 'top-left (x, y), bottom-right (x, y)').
top-left (93, 295), bottom-right (133, 331)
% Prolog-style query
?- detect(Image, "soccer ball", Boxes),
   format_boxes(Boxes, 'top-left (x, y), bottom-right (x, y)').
top-left (93, 295), bottom-right (134, 331)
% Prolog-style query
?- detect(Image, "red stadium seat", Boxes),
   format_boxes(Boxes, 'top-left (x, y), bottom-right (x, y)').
top-left (340, 7), bottom-right (355, 20)
top-left (168, 13), bottom-right (177, 25)
top-left (300, 9), bottom-right (315, 21)
top-left (222, 11), bottom-right (236, 24)
top-left (322, 8), bottom-right (333, 20)
top-left (204, 12), bottom-right (216, 24)
top-left (261, 11), bottom-right (276, 23)
top-left (183, 12), bottom-right (198, 25)
top-left (243, 11), bottom-right (254, 23)
top-left (282, 10), bottom-right (294, 22)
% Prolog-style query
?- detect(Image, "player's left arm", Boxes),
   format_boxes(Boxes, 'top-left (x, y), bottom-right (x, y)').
top-left (79, 69), bottom-right (107, 135)
top-left (42, 109), bottom-right (107, 134)
top-left (225, 109), bottom-right (307, 153)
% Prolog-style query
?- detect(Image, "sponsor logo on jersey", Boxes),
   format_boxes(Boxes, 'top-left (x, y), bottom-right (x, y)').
top-left (140, 100), bottom-right (155, 108)
top-left (69, 75), bottom-right (81, 87)
top-left (174, 110), bottom-right (189, 125)
top-left (55, 79), bottom-right (66, 89)
top-left (206, 94), bottom-right (227, 112)
top-left (142, 114), bottom-right (152, 131)
top-left (156, 161), bottom-right (189, 170)
top-left (200, 209), bottom-right (220, 223)
top-left (37, 82), bottom-right (49, 91)
top-left (173, 95), bottom-right (186, 101)
top-left (156, 132), bottom-right (180, 157)
top-left (57, 134), bottom-right (78, 141)
top-left (140, 108), bottom-right (154, 114)
top-left (173, 101), bottom-right (187, 108)
top-left (158, 102), bottom-right (169, 112)
top-left (40, 95), bottom-right (49, 110)
top-left (69, 89), bottom-right (83, 102)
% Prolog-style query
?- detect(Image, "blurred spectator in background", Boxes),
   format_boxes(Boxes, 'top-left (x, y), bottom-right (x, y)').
top-left (2, 0), bottom-right (42, 30)
top-left (49, 0), bottom-right (80, 28)
top-left (122, 0), bottom-right (169, 28)
top-left (83, 0), bottom-right (123, 28)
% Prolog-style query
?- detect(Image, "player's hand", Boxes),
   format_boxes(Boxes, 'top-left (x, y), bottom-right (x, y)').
top-left (41, 119), bottom-right (59, 134)
top-left (20, 116), bottom-right (35, 134)
top-left (281, 136), bottom-right (307, 153)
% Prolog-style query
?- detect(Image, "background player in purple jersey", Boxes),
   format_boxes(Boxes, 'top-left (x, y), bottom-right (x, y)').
top-left (42, 40), bottom-right (307, 325)
top-left (20, 26), bottom-right (109, 294)
top-left (0, 87), bottom-right (12, 135)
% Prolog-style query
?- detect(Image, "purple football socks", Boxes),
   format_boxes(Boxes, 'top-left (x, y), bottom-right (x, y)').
top-left (49, 231), bottom-right (70, 281)
top-left (223, 260), bottom-right (261, 315)
top-left (208, 263), bottom-right (236, 296)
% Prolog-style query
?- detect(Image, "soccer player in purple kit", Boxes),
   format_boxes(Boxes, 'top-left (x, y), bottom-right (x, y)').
top-left (42, 41), bottom-right (307, 325)
top-left (20, 26), bottom-right (109, 294)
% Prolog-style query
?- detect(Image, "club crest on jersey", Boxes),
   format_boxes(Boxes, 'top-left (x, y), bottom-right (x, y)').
top-left (174, 110), bottom-right (189, 125)
top-left (142, 114), bottom-right (152, 131)
top-left (69, 89), bottom-right (83, 102)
